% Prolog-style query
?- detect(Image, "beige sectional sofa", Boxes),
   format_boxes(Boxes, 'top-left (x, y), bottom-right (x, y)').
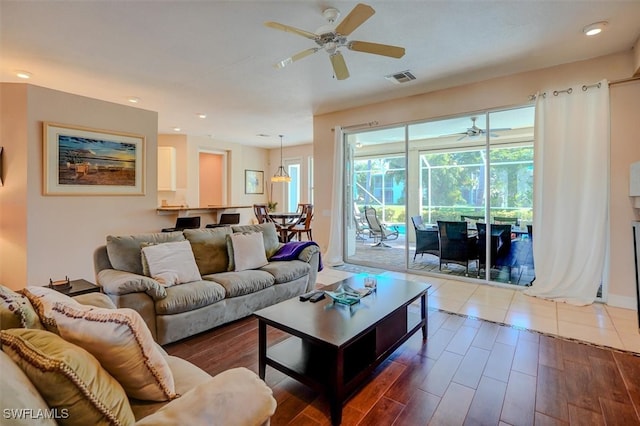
top-left (93, 222), bottom-right (321, 345)
top-left (0, 286), bottom-right (276, 425)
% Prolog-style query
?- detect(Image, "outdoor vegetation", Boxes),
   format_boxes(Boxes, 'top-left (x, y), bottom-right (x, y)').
top-left (354, 145), bottom-right (533, 227)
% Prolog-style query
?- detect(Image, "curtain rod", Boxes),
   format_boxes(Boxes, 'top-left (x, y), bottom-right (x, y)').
top-left (331, 121), bottom-right (379, 131)
top-left (610, 75), bottom-right (640, 85)
top-left (528, 75), bottom-right (640, 100)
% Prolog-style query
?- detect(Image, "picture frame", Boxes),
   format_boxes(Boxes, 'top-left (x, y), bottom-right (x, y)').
top-left (43, 122), bottom-right (145, 195)
top-left (244, 169), bottom-right (264, 194)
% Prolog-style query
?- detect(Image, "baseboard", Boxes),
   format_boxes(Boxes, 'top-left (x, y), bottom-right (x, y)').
top-left (606, 293), bottom-right (637, 310)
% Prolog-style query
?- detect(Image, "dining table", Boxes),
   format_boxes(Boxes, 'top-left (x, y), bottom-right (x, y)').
top-left (267, 212), bottom-right (302, 242)
top-left (268, 211), bottom-right (301, 225)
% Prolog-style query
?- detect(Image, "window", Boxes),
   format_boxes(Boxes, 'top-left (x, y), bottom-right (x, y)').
top-left (286, 162), bottom-right (300, 212)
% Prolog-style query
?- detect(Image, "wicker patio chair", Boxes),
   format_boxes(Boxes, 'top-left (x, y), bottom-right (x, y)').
top-left (437, 220), bottom-right (477, 276)
top-left (410, 215), bottom-right (439, 261)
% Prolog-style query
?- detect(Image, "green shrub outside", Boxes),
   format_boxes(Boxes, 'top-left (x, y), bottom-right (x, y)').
top-left (355, 204), bottom-right (532, 226)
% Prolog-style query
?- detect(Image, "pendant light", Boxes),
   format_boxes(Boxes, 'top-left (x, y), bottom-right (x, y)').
top-left (271, 134), bottom-right (291, 183)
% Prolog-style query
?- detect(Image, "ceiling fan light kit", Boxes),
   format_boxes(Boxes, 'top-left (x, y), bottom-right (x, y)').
top-left (265, 3), bottom-right (405, 80)
top-left (322, 7), bottom-right (340, 24)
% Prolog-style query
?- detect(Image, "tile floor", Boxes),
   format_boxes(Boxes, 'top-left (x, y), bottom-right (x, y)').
top-left (316, 266), bottom-right (640, 354)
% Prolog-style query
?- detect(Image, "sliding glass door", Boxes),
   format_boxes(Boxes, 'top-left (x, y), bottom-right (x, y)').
top-left (485, 108), bottom-right (535, 284)
top-left (345, 106), bottom-right (535, 286)
top-left (345, 126), bottom-right (406, 269)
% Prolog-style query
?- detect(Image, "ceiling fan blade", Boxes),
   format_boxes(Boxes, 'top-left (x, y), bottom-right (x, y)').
top-left (335, 3), bottom-right (375, 36)
top-left (274, 48), bottom-right (319, 69)
top-left (330, 51), bottom-right (349, 80)
top-left (348, 41), bottom-right (405, 58)
top-left (264, 21), bottom-right (317, 40)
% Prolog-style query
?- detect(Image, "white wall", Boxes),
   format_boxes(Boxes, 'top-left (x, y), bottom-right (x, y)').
top-left (1, 83), bottom-right (159, 290)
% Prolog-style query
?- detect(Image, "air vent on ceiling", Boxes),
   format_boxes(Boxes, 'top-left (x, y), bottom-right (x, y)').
top-left (385, 70), bottom-right (416, 84)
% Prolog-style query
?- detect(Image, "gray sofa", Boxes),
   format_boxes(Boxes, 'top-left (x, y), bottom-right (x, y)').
top-left (94, 223), bottom-right (320, 345)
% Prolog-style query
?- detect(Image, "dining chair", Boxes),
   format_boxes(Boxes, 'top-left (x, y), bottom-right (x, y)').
top-left (206, 213), bottom-right (240, 228)
top-left (460, 214), bottom-right (485, 222)
top-left (437, 220), bottom-right (477, 276)
top-left (253, 204), bottom-right (272, 224)
top-left (477, 223), bottom-right (514, 280)
top-left (364, 206), bottom-right (399, 248)
top-left (287, 204), bottom-right (314, 241)
top-left (493, 216), bottom-right (520, 227)
top-left (410, 215), bottom-right (439, 261)
top-left (254, 203), bottom-right (290, 242)
top-left (460, 215), bottom-right (485, 230)
top-left (510, 234), bottom-right (535, 284)
top-left (161, 216), bottom-right (201, 232)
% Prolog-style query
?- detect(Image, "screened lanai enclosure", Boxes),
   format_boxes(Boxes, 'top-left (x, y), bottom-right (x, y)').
top-left (345, 106), bottom-right (536, 286)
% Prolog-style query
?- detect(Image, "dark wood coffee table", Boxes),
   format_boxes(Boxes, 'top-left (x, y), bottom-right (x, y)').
top-left (254, 276), bottom-right (430, 425)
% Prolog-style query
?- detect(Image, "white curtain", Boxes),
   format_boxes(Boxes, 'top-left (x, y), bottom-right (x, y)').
top-left (323, 126), bottom-right (344, 266)
top-left (524, 79), bottom-right (609, 305)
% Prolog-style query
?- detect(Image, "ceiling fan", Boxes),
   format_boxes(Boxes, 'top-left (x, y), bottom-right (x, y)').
top-left (456, 117), bottom-right (504, 141)
top-left (265, 3), bottom-right (405, 80)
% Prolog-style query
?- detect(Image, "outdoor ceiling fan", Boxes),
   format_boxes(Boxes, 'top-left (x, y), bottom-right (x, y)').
top-left (265, 3), bottom-right (405, 80)
top-left (456, 117), bottom-right (504, 141)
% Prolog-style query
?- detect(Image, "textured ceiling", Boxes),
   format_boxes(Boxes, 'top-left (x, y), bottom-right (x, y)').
top-left (2, 1), bottom-right (639, 148)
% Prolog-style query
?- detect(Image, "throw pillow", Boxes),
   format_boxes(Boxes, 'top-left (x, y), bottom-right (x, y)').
top-left (231, 223), bottom-right (280, 258)
top-left (141, 240), bottom-right (202, 286)
top-left (183, 227), bottom-right (233, 275)
top-left (106, 232), bottom-right (186, 275)
top-left (51, 302), bottom-right (176, 402)
top-left (0, 328), bottom-right (135, 426)
top-left (226, 232), bottom-right (268, 272)
top-left (140, 241), bottom-right (157, 277)
top-left (20, 286), bottom-right (86, 334)
top-left (0, 285), bottom-right (44, 330)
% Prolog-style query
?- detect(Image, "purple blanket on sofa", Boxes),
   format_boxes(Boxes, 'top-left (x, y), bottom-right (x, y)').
top-left (270, 241), bottom-right (323, 271)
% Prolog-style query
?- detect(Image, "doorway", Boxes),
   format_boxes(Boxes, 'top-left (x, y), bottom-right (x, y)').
top-left (199, 152), bottom-right (226, 206)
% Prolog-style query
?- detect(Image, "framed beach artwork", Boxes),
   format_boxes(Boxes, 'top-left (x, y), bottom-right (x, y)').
top-left (245, 169), bottom-right (264, 194)
top-left (43, 122), bottom-right (145, 195)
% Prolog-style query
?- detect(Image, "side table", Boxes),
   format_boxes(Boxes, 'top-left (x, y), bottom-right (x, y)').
top-left (49, 279), bottom-right (101, 296)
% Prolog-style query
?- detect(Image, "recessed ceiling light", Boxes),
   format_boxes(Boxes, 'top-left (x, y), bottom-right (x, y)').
top-left (173, 127), bottom-right (181, 132)
top-left (16, 70), bottom-right (32, 79)
top-left (127, 96), bottom-right (140, 103)
top-left (583, 21), bottom-right (607, 36)
top-left (197, 113), bottom-right (207, 119)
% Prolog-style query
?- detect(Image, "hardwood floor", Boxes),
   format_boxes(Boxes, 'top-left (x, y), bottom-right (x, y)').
top-left (165, 307), bottom-right (640, 425)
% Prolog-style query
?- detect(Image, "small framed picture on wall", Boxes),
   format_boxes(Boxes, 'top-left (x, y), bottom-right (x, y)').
top-left (245, 169), bottom-right (264, 194)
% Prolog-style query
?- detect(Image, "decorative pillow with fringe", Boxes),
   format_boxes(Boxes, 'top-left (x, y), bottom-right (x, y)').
top-left (0, 285), bottom-right (44, 331)
top-left (51, 302), bottom-right (176, 402)
top-left (0, 328), bottom-right (135, 426)
top-left (20, 286), bottom-right (86, 334)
